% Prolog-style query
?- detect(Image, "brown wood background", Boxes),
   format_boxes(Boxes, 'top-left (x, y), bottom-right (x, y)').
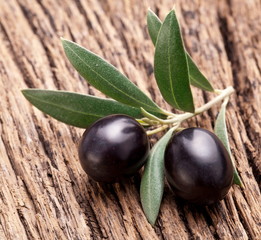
top-left (0, 0), bottom-right (260, 239)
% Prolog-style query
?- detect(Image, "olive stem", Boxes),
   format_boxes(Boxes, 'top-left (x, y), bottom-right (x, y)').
top-left (136, 119), bottom-right (151, 126)
top-left (146, 125), bottom-right (169, 136)
top-left (160, 86), bottom-right (235, 124)
top-left (159, 108), bottom-right (175, 116)
top-left (214, 89), bottom-right (224, 94)
top-left (141, 117), bottom-right (159, 125)
top-left (194, 86), bottom-right (234, 115)
top-left (143, 86), bottom-right (234, 135)
top-left (141, 108), bottom-right (165, 124)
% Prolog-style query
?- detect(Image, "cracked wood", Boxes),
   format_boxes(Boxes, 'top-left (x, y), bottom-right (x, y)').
top-left (0, 0), bottom-right (260, 239)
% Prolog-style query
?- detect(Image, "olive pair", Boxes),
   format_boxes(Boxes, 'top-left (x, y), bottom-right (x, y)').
top-left (78, 114), bottom-right (233, 204)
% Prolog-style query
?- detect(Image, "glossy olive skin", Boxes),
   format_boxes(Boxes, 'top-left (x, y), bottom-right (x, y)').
top-left (164, 128), bottom-right (233, 205)
top-left (78, 114), bottom-right (149, 183)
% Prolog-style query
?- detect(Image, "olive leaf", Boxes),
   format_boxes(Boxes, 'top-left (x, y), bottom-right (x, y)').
top-left (214, 98), bottom-right (243, 187)
top-left (22, 89), bottom-right (143, 128)
top-left (154, 10), bottom-right (195, 113)
top-left (147, 9), bottom-right (214, 92)
top-left (61, 38), bottom-right (163, 114)
top-left (147, 8), bottom-right (162, 46)
top-left (140, 127), bottom-right (175, 225)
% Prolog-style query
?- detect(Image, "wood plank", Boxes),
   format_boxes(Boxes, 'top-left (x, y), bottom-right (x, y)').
top-left (0, 0), bottom-right (260, 239)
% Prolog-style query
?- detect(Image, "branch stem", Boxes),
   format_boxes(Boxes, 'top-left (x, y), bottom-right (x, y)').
top-left (161, 86), bottom-right (234, 124)
top-left (146, 125), bottom-right (169, 136)
top-left (144, 86), bottom-right (234, 135)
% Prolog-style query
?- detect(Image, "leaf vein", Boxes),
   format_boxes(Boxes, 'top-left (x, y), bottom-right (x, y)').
top-left (65, 43), bottom-right (158, 112)
top-left (25, 93), bottom-right (103, 118)
top-left (167, 15), bottom-right (181, 109)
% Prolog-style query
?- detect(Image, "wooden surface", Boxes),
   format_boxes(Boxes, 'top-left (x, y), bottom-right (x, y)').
top-left (0, 0), bottom-right (260, 239)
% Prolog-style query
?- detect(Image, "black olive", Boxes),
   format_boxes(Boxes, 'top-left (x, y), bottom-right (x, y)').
top-left (164, 128), bottom-right (233, 205)
top-left (78, 114), bottom-right (149, 183)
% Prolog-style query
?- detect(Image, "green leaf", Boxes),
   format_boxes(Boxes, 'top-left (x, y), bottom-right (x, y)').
top-left (22, 89), bottom-right (143, 128)
top-left (154, 10), bottom-right (195, 112)
top-left (140, 127), bottom-right (175, 225)
top-left (186, 56), bottom-right (214, 91)
top-left (147, 8), bottom-right (162, 46)
top-left (147, 9), bottom-right (214, 92)
top-left (214, 98), bottom-right (243, 187)
top-left (61, 38), bottom-right (163, 114)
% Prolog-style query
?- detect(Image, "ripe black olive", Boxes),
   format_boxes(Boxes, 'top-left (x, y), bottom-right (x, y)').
top-left (78, 114), bottom-right (149, 183)
top-left (164, 128), bottom-right (233, 205)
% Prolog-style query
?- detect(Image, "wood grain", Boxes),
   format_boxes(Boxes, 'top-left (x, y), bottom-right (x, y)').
top-left (0, 0), bottom-right (260, 239)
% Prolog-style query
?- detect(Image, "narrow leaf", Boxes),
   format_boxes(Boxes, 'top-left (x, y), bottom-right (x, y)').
top-left (61, 38), bottom-right (163, 114)
top-left (22, 89), bottom-right (143, 128)
top-left (140, 127), bottom-right (175, 225)
top-left (147, 9), bottom-right (214, 92)
top-left (154, 10), bottom-right (194, 112)
top-left (214, 98), bottom-right (243, 187)
top-left (147, 9), bottom-right (162, 45)
top-left (186, 56), bottom-right (214, 91)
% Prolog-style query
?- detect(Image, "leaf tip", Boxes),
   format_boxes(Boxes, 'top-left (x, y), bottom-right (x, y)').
top-left (233, 170), bottom-right (244, 188)
top-left (141, 201), bottom-right (157, 226)
top-left (21, 89), bottom-right (29, 97)
top-left (141, 198), bottom-right (158, 226)
top-left (60, 37), bottom-right (72, 49)
top-left (147, 8), bottom-right (161, 21)
top-left (148, 7), bottom-right (156, 13)
top-left (171, 5), bottom-right (176, 13)
top-left (148, 219), bottom-right (156, 226)
top-left (60, 37), bottom-right (68, 46)
top-left (237, 180), bottom-right (244, 189)
top-left (21, 89), bottom-right (34, 103)
top-left (147, 8), bottom-right (155, 23)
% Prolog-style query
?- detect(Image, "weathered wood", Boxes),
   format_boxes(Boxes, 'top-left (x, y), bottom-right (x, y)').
top-left (0, 0), bottom-right (260, 239)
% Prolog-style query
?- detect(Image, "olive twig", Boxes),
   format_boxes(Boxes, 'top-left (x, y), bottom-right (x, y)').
top-left (140, 118), bottom-right (159, 125)
top-left (214, 89), bottom-right (224, 94)
top-left (143, 86), bottom-right (234, 134)
top-left (158, 86), bottom-right (234, 125)
top-left (146, 125), bottom-right (169, 136)
top-left (140, 108), bottom-right (169, 124)
top-left (136, 119), bottom-right (150, 126)
top-left (146, 123), bottom-right (180, 136)
top-left (194, 86), bottom-right (234, 115)
top-left (159, 108), bottom-right (175, 116)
